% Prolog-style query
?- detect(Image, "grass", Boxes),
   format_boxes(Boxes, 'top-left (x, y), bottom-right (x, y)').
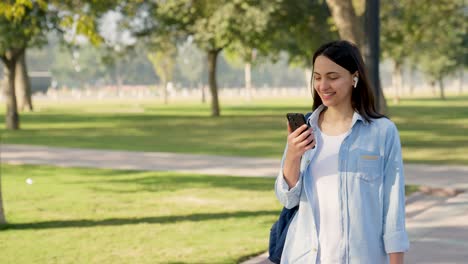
top-left (0, 164), bottom-right (279, 263)
top-left (0, 164), bottom-right (420, 263)
top-left (0, 95), bottom-right (467, 164)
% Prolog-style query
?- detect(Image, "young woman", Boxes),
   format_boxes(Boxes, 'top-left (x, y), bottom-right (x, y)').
top-left (275, 40), bottom-right (409, 263)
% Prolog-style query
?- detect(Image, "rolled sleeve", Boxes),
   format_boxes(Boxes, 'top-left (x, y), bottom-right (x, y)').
top-left (383, 230), bottom-right (410, 253)
top-left (274, 143), bottom-right (302, 209)
top-left (382, 122), bottom-right (410, 253)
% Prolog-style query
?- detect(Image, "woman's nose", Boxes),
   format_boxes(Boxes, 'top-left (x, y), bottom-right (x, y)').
top-left (316, 79), bottom-right (329, 90)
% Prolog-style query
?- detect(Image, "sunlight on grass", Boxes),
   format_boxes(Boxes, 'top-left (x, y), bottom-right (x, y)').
top-left (0, 164), bottom-right (280, 263)
top-left (0, 164), bottom-right (420, 263)
top-left (1, 95), bottom-right (467, 164)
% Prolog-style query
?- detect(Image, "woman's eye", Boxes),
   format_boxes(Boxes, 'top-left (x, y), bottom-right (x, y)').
top-left (329, 76), bottom-right (338, 80)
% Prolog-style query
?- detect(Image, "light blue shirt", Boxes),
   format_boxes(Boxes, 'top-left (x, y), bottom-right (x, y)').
top-left (275, 105), bottom-right (410, 263)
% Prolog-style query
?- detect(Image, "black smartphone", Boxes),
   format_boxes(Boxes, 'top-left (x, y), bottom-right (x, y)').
top-left (286, 113), bottom-right (308, 132)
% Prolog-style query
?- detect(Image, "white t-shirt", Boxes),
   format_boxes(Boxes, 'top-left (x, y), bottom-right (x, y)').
top-left (311, 127), bottom-right (348, 263)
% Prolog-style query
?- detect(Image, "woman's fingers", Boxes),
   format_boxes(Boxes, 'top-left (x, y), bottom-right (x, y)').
top-left (297, 128), bottom-right (313, 142)
top-left (287, 121), bottom-right (292, 134)
top-left (288, 124), bottom-right (309, 142)
top-left (298, 133), bottom-right (314, 147)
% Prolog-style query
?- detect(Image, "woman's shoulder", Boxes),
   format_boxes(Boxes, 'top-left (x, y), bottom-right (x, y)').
top-left (369, 116), bottom-right (397, 129)
top-left (365, 117), bottom-right (401, 151)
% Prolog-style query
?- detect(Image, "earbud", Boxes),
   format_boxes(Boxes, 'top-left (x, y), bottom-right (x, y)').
top-left (353, 76), bottom-right (359, 88)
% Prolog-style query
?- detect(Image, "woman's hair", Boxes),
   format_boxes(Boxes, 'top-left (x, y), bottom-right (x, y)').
top-left (311, 40), bottom-right (385, 122)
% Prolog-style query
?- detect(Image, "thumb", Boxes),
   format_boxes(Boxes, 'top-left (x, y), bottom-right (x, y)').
top-left (287, 121), bottom-right (292, 134)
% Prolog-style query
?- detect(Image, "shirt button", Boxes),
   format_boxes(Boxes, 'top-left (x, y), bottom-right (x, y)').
top-left (312, 247), bottom-right (317, 252)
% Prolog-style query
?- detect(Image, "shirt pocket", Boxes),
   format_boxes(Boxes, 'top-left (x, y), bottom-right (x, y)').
top-left (357, 150), bottom-right (382, 182)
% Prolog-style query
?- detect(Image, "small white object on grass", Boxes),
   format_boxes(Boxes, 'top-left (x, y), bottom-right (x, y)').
top-left (26, 178), bottom-right (33, 185)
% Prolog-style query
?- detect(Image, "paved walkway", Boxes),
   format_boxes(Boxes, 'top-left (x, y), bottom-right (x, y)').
top-left (2, 144), bottom-right (468, 263)
top-left (2, 144), bottom-right (468, 189)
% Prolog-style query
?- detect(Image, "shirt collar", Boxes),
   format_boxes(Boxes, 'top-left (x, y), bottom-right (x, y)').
top-left (306, 104), bottom-right (368, 128)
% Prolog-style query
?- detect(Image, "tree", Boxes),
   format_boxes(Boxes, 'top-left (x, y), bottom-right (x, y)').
top-left (223, 46), bottom-right (259, 101)
top-left (268, 0), bottom-right (335, 92)
top-left (325, 0), bottom-right (387, 113)
top-left (325, 0), bottom-right (364, 46)
top-left (0, 0), bottom-right (117, 225)
top-left (134, 0), bottom-right (284, 116)
top-left (411, 0), bottom-right (465, 99)
top-left (176, 39), bottom-right (205, 102)
top-left (15, 50), bottom-right (33, 111)
top-left (147, 40), bottom-right (177, 104)
top-left (0, 0), bottom-right (115, 130)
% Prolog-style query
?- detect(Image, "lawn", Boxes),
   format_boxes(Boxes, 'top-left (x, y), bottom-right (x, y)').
top-left (1, 95), bottom-right (467, 164)
top-left (0, 164), bottom-right (420, 263)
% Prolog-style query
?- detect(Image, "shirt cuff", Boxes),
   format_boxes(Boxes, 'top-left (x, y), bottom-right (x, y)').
top-left (383, 230), bottom-right (410, 253)
top-left (278, 171), bottom-right (301, 193)
top-left (275, 170), bottom-right (302, 209)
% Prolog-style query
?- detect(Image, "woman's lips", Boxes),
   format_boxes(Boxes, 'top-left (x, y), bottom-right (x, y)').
top-left (322, 92), bottom-right (335, 99)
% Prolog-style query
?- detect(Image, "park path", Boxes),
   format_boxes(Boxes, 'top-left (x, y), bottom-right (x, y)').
top-left (2, 144), bottom-right (468, 189)
top-left (2, 144), bottom-right (468, 263)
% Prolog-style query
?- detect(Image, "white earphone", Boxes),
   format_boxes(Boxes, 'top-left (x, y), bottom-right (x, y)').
top-left (353, 76), bottom-right (359, 88)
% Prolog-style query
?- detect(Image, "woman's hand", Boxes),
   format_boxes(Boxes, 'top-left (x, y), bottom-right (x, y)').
top-left (286, 123), bottom-right (316, 160)
top-left (282, 123), bottom-right (315, 189)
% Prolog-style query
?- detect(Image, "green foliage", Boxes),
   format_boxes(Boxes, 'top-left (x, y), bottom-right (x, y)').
top-left (176, 39), bottom-right (204, 86)
top-left (0, 1), bottom-right (49, 54)
top-left (381, 0), bottom-right (466, 80)
top-left (48, 42), bottom-right (157, 87)
top-left (265, 0), bottom-right (337, 68)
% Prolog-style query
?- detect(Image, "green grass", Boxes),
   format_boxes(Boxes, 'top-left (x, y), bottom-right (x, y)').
top-left (0, 164), bottom-right (420, 263)
top-left (1, 95), bottom-right (467, 164)
top-left (0, 164), bottom-right (279, 263)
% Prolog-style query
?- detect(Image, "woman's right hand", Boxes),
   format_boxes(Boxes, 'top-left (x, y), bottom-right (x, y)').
top-left (286, 123), bottom-right (316, 160)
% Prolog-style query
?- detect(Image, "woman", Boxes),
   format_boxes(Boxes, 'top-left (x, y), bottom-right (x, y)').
top-left (275, 40), bottom-right (409, 263)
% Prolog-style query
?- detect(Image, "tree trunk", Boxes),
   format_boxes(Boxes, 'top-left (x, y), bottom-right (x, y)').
top-left (207, 50), bottom-right (221, 117)
top-left (163, 81), bottom-right (169, 105)
top-left (409, 64), bottom-right (416, 95)
top-left (431, 80), bottom-right (437, 96)
top-left (200, 82), bottom-right (206, 104)
top-left (325, 0), bottom-right (364, 46)
top-left (393, 62), bottom-right (402, 104)
top-left (244, 62), bottom-right (252, 101)
top-left (15, 50), bottom-right (33, 112)
top-left (439, 78), bottom-right (445, 100)
top-left (458, 69), bottom-right (464, 95)
top-left (325, 0), bottom-right (387, 114)
top-left (305, 68), bottom-right (312, 93)
top-left (2, 50), bottom-right (21, 130)
top-left (364, 0), bottom-right (386, 114)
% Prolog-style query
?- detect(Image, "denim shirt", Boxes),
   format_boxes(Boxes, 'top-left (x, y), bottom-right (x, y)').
top-left (275, 105), bottom-right (410, 263)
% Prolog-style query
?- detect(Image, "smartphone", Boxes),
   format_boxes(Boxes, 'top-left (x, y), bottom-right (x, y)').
top-left (286, 113), bottom-right (308, 132)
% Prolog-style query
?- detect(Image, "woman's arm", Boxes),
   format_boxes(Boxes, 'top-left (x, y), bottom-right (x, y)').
top-left (382, 122), bottom-right (410, 253)
top-left (389, 252), bottom-right (404, 264)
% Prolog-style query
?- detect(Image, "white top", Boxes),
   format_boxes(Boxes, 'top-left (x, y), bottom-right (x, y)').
top-left (311, 128), bottom-right (348, 264)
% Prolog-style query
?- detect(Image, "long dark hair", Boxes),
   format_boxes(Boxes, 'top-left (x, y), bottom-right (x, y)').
top-left (311, 40), bottom-right (385, 122)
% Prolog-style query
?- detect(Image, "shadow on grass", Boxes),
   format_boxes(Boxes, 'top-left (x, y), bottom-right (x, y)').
top-left (0, 210), bottom-right (279, 231)
top-left (86, 174), bottom-right (276, 192)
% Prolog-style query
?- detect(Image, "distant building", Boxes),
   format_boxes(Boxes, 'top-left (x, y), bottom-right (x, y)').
top-left (0, 70), bottom-right (52, 94)
top-left (29, 71), bottom-right (52, 94)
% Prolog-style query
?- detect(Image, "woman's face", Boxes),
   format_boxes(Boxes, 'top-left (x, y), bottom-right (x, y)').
top-left (313, 55), bottom-right (355, 108)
